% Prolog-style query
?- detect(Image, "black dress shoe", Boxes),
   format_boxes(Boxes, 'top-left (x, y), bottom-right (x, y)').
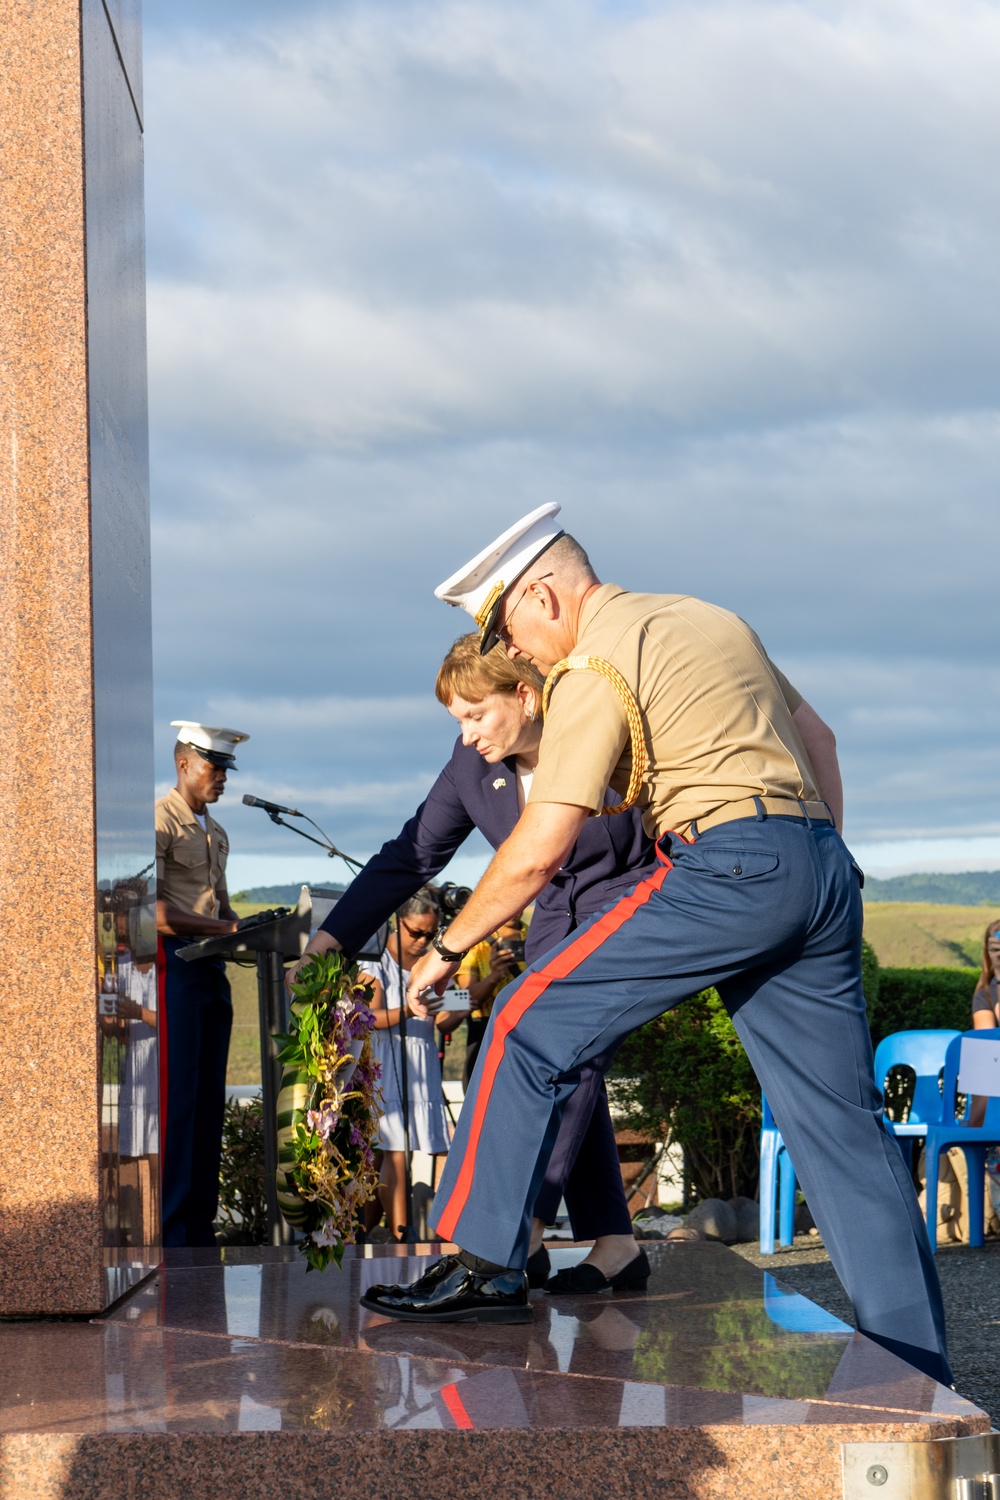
top-left (368, 1252), bottom-right (457, 1299)
top-left (360, 1253), bottom-right (532, 1324)
top-left (547, 1248), bottom-right (651, 1295)
top-left (525, 1244), bottom-right (551, 1289)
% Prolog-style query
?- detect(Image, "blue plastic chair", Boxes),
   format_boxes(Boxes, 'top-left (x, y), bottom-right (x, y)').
top-left (923, 1028), bottom-right (1000, 1253)
top-left (872, 1029), bottom-right (960, 1168)
top-left (759, 1094), bottom-right (796, 1255)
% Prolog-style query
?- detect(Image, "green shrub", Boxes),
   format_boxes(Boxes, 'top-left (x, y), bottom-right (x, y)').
top-left (610, 989), bottom-right (762, 1201)
top-left (217, 1096), bottom-right (267, 1244)
top-left (861, 938), bottom-right (879, 1010)
top-left (867, 966), bottom-right (978, 1047)
top-left (609, 939), bottom-right (879, 1205)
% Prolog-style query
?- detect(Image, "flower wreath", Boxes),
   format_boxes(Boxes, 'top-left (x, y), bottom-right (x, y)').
top-left (275, 951), bottom-right (382, 1271)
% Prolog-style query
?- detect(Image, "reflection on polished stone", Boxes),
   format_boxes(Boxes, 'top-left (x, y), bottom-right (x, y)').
top-left (0, 1242), bottom-right (987, 1500)
top-left (88, 1240), bottom-right (984, 1427)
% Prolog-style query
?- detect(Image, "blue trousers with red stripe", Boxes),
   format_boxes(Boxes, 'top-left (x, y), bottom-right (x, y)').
top-left (159, 937), bottom-right (233, 1247)
top-left (431, 816), bottom-right (950, 1384)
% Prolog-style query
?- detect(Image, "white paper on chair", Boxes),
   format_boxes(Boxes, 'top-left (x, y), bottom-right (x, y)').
top-left (959, 1037), bottom-right (1000, 1098)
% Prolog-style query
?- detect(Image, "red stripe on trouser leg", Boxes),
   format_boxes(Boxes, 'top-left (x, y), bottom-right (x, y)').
top-left (157, 937), bottom-right (168, 1190)
top-left (440, 1382), bottom-right (474, 1429)
top-left (434, 857), bottom-right (673, 1243)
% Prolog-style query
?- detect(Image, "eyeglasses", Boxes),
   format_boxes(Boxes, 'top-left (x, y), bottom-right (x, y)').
top-left (400, 920), bottom-right (438, 944)
top-left (496, 573), bottom-right (553, 648)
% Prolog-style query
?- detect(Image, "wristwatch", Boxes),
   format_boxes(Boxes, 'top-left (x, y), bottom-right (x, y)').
top-left (432, 928), bottom-right (468, 963)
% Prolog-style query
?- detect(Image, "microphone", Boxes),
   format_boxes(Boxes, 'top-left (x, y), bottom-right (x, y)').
top-left (242, 794), bottom-right (303, 817)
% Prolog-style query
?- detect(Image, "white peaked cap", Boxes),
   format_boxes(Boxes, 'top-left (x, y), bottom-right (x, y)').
top-left (434, 502), bottom-right (564, 653)
top-left (171, 722), bottom-right (249, 769)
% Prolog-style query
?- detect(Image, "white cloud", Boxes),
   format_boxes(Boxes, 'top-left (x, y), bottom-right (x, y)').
top-left (143, 0), bottom-right (1000, 873)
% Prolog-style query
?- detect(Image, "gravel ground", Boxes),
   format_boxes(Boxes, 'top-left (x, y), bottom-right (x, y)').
top-left (732, 1234), bottom-right (1000, 1422)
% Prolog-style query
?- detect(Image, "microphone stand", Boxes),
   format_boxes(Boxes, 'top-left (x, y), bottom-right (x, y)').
top-left (256, 808), bottom-right (364, 873)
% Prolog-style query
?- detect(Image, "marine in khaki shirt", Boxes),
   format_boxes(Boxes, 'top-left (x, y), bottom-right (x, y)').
top-left (529, 585), bottom-right (826, 842)
top-left (156, 786), bottom-right (232, 922)
top-left (361, 509), bottom-right (951, 1395)
top-left (409, 528), bottom-right (841, 954)
top-left (155, 730), bottom-right (244, 939)
top-left (156, 722), bottom-right (247, 1250)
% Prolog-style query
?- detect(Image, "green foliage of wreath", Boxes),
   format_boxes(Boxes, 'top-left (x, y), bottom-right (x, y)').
top-left (274, 951), bottom-right (382, 1272)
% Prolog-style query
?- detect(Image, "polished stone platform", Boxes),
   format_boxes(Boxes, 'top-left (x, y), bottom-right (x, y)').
top-left (0, 1241), bottom-right (988, 1499)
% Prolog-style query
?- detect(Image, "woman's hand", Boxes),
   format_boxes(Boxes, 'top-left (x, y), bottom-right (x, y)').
top-left (284, 930), bottom-right (342, 998)
top-left (488, 943), bottom-right (516, 983)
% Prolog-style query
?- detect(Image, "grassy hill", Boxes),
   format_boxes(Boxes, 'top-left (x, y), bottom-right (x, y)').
top-left (222, 898), bottom-right (995, 1084)
top-left (863, 870), bottom-right (1000, 904)
top-left (862, 902), bottom-right (992, 970)
top-left (226, 900), bottom-right (280, 1085)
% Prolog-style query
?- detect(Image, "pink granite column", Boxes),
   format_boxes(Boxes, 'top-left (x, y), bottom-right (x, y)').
top-left (0, 0), bottom-right (157, 1315)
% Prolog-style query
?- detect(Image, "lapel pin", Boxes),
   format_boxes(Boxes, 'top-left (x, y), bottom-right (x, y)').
top-left (493, 777), bottom-right (506, 790)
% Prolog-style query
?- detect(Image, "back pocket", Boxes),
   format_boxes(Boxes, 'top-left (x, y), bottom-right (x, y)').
top-left (697, 848), bottom-right (779, 879)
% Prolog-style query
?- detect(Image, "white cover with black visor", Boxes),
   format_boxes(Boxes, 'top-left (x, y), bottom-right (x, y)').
top-left (171, 722), bottom-right (249, 770)
top-left (433, 502), bottom-right (565, 653)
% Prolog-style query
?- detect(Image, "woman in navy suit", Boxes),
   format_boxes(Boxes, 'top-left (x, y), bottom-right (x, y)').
top-left (296, 635), bottom-right (658, 1291)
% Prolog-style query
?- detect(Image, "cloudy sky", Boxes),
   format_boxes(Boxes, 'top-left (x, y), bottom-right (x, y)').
top-left (142, 0), bottom-right (999, 891)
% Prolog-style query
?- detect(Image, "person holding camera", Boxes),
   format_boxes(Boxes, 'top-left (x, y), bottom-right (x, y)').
top-left (360, 889), bottom-right (468, 1240)
top-left (456, 917), bottom-right (527, 1090)
top-left (289, 633), bottom-right (658, 1291)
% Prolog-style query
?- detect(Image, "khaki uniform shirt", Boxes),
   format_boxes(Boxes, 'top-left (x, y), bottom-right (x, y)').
top-left (155, 786), bottom-right (231, 918)
top-left (530, 585), bottom-right (821, 841)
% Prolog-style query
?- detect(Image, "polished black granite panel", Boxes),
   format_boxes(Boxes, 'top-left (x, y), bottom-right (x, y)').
top-left (0, 1320), bottom-right (969, 1438)
top-left (83, 0), bottom-right (158, 1285)
top-left (101, 0), bottom-right (143, 122)
top-left (102, 1241), bottom-right (981, 1423)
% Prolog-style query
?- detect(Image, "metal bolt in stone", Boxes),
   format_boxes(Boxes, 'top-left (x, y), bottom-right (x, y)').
top-left (866, 1465), bottom-right (888, 1487)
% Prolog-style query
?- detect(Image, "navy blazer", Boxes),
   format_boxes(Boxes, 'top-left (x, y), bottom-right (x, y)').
top-left (321, 736), bottom-right (657, 961)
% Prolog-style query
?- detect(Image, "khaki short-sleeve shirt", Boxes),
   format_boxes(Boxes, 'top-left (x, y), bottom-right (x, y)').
top-left (529, 585), bottom-right (819, 841)
top-left (155, 786), bottom-right (231, 918)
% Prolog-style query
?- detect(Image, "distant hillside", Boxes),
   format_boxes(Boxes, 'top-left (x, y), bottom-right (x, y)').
top-left (863, 902), bottom-right (992, 969)
top-left (231, 882), bottom-right (346, 904)
top-left (863, 870), bottom-right (1000, 906)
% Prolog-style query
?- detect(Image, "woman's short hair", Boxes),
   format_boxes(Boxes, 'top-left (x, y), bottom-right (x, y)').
top-left (435, 634), bottom-right (544, 706)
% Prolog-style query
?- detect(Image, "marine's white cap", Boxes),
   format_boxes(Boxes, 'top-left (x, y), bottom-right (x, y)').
top-left (171, 722), bottom-right (249, 770)
top-left (434, 503), bottom-right (565, 653)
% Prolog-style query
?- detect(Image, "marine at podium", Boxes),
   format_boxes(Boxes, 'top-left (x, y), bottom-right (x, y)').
top-left (155, 722), bottom-right (248, 1248)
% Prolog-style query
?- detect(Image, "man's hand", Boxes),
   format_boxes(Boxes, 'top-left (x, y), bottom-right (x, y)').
top-left (156, 898), bottom-right (240, 939)
top-left (406, 949), bottom-right (460, 1006)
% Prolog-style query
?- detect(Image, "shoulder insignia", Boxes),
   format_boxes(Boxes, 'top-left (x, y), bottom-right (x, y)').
top-left (492, 777), bottom-right (506, 790)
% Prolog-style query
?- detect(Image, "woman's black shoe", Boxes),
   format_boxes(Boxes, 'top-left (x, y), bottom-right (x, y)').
top-left (360, 1253), bottom-right (532, 1323)
top-left (547, 1249), bottom-right (651, 1295)
top-left (526, 1244), bottom-right (551, 1289)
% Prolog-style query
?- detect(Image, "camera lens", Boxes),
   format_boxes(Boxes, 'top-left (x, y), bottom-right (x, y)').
top-left (439, 882), bottom-right (472, 916)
